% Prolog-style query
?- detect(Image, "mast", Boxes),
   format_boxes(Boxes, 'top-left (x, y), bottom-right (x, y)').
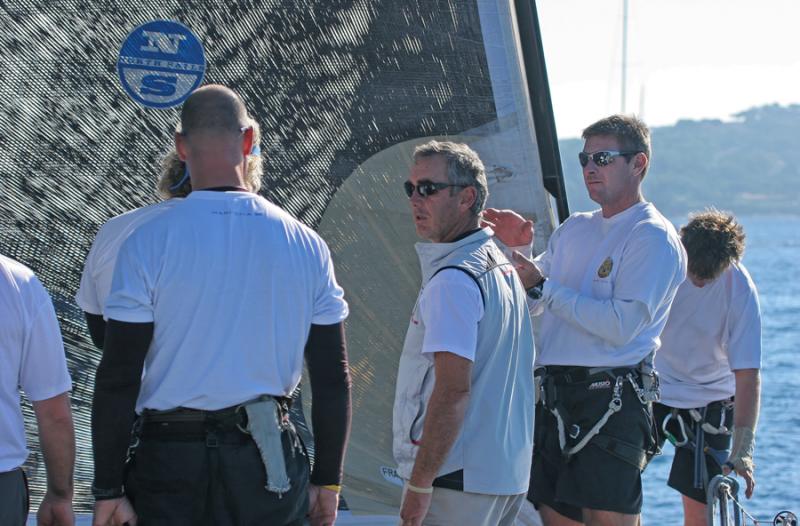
top-left (621, 0), bottom-right (628, 113)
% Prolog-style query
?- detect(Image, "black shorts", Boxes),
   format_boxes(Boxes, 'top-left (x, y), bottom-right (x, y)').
top-left (653, 401), bottom-right (734, 504)
top-left (529, 367), bottom-right (657, 521)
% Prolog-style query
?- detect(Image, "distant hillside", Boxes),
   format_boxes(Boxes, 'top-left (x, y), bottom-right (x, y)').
top-left (558, 104), bottom-right (800, 218)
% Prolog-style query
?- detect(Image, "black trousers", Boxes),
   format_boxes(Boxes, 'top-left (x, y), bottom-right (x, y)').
top-left (126, 426), bottom-right (309, 526)
top-left (0, 468), bottom-right (28, 526)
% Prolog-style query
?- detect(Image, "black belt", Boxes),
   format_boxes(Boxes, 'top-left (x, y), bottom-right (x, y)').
top-left (141, 406), bottom-right (245, 424)
top-left (540, 365), bottom-right (639, 385)
top-left (138, 406), bottom-right (248, 444)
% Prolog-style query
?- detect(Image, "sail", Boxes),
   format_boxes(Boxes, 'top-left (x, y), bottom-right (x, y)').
top-left (0, 0), bottom-right (565, 517)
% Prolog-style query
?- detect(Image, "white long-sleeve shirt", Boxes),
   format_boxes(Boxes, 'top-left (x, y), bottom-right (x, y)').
top-left (532, 202), bottom-right (686, 367)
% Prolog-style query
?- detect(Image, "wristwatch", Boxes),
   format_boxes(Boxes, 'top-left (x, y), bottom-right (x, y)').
top-left (526, 277), bottom-right (546, 300)
top-left (91, 484), bottom-right (125, 501)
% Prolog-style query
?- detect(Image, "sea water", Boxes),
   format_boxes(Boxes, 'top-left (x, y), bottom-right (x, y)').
top-left (642, 215), bottom-right (800, 523)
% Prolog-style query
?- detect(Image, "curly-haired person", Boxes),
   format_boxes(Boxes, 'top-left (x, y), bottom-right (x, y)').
top-left (653, 209), bottom-right (761, 526)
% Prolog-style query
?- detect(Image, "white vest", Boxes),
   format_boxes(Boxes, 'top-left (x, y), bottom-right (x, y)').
top-left (393, 229), bottom-right (535, 495)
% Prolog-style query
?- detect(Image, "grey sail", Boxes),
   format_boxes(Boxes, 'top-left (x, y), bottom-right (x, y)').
top-left (0, 0), bottom-right (565, 519)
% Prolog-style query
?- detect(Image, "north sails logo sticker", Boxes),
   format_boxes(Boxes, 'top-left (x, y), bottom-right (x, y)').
top-left (117, 20), bottom-right (206, 109)
top-left (588, 379), bottom-right (611, 390)
top-left (597, 257), bottom-right (613, 278)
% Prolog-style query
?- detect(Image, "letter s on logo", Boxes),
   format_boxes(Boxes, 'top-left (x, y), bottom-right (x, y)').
top-left (140, 75), bottom-right (178, 96)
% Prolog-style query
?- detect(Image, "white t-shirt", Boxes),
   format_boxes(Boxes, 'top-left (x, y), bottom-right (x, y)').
top-left (105, 191), bottom-right (349, 412)
top-left (533, 202), bottom-right (687, 367)
top-left (656, 262), bottom-right (761, 408)
top-left (418, 269), bottom-right (484, 361)
top-left (75, 199), bottom-right (182, 317)
top-left (0, 254), bottom-right (72, 472)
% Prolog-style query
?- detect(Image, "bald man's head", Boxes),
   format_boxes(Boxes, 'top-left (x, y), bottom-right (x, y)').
top-left (180, 84), bottom-right (250, 137)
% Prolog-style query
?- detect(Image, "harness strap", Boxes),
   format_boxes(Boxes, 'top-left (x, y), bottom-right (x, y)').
top-left (552, 375), bottom-right (624, 460)
top-left (693, 407), bottom-right (708, 490)
top-left (688, 405), bottom-right (732, 436)
top-left (541, 365), bottom-right (657, 467)
top-left (591, 434), bottom-right (649, 471)
top-left (431, 265), bottom-right (486, 307)
top-left (660, 401), bottom-right (735, 490)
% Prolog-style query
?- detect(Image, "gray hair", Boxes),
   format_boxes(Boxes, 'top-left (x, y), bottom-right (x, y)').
top-left (413, 140), bottom-right (488, 215)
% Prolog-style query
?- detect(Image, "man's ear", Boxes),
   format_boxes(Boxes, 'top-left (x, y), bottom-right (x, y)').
top-left (632, 152), bottom-right (648, 177)
top-left (241, 127), bottom-right (254, 157)
top-left (175, 132), bottom-right (188, 161)
top-left (461, 186), bottom-right (478, 212)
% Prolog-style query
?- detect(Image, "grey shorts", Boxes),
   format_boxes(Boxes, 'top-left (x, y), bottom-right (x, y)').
top-left (0, 468), bottom-right (28, 526)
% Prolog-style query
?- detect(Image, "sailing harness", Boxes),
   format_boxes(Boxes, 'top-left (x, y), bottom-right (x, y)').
top-left (660, 398), bottom-right (734, 490)
top-left (536, 354), bottom-right (661, 471)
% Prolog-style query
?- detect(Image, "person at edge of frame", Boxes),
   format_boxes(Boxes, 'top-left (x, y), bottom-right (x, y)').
top-left (652, 209), bottom-right (761, 526)
top-left (89, 84), bottom-right (351, 526)
top-left (0, 253), bottom-right (75, 526)
top-left (485, 114), bottom-right (687, 526)
top-left (393, 140), bottom-right (536, 526)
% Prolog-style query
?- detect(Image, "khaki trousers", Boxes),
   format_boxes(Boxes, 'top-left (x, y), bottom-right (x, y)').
top-left (401, 485), bottom-right (526, 526)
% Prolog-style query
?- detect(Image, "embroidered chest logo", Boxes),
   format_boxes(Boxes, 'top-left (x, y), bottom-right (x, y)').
top-left (597, 257), bottom-right (613, 278)
top-left (588, 379), bottom-right (611, 390)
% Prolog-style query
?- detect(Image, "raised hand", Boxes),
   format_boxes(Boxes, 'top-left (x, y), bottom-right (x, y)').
top-left (481, 208), bottom-right (534, 247)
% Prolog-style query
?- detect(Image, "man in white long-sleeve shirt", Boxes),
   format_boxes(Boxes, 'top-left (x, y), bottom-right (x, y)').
top-left (489, 114), bottom-right (686, 526)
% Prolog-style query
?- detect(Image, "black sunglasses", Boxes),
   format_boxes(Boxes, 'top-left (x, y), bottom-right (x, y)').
top-left (578, 150), bottom-right (641, 168)
top-left (403, 180), bottom-right (468, 198)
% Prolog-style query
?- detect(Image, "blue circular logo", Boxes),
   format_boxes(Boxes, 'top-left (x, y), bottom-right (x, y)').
top-left (117, 20), bottom-right (206, 109)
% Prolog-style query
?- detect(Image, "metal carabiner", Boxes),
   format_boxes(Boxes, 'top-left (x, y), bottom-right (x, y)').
top-left (662, 411), bottom-right (689, 447)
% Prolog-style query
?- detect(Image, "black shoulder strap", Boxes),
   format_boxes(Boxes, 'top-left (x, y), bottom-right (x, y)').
top-left (431, 265), bottom-right (485, 308)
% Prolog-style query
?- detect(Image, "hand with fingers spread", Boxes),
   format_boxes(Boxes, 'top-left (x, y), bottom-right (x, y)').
top-left (481, 208), bottom-right (534, 247)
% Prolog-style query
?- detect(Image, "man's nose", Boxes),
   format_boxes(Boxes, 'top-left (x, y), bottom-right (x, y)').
top-left (409, 189), bottom-right (424, 204)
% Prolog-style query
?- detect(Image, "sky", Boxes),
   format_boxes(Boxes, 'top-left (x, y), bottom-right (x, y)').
top-left (535, 0), bottom-right (800, 138)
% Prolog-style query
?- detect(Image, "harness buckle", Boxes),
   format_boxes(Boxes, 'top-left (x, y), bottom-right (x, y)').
top-left (206, 431), bottom-right (219, 448)
top-left (569, 424), bottom-right (581, 439)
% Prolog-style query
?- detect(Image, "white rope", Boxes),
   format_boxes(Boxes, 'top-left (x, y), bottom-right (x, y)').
top-left (554, 376), bottom-right (623, 458)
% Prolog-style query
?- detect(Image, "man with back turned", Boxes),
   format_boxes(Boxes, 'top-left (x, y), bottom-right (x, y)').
top-left (91, 85), bottom-right (351, 526)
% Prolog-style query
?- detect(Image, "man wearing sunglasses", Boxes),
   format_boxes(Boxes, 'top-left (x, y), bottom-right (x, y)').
top-left (393, 141), bottom-right (535, 526)
top-left (487, 114), bottom-right (686, 526)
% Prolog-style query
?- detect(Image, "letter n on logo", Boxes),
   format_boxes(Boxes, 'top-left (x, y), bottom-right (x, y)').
top-left (140, 31), bottom-right (187, 54)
